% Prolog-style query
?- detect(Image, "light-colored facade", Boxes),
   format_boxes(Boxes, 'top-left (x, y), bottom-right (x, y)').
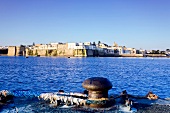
top-left (84, 42), bottom-right (91, 45)
top-left (67, 43), bottom-right (78, 49)
top-left (98, 43), bottom-right (108, 48)
top-left (33, 44), bottom-right (57, 50)
top-left (8, 46), bottom-right (25, 56)
top-left (6, 41), bottom-right (146, 57)
top-left (8, 46), bottom-right (16, 56)
top-left (107, 46), bottom-right (115, 54)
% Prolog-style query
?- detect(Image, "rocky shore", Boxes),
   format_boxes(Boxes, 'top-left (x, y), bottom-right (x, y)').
top-left (135, 104), bottom-right (170, 113)
top-left (1, 90), bottom-right (170, 113)
top-left (1, 98), bottom-right (170, 113)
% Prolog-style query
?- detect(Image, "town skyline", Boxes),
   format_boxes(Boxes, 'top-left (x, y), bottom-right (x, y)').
top-left (0, 41), bottom-right (169, 52)
top-left (0, 0), bottom-right (170, 50)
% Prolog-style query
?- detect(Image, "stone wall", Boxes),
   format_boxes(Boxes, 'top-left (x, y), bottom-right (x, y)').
top-left (26, 43), bottom-right (74, 57)
top-left (8, 46), bottom-right (26, 56)
top-left (34, 49), bottom-right (47, 56)
top-left (145, 54), bottom-right (166, 57)
top-left (120, 54), bottom-right (143, 57)
top-left (74, 49), bottom-right (87, 57)
top-left (16, 46), bottom-right (25, 56)
top-left (8, 46), bottom-right (16, 56)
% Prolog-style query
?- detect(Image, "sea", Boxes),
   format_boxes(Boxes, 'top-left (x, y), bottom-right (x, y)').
top-left (0, 56), bottom-right (170, 112)
top-left (0, 56), bottom-right (170, 98)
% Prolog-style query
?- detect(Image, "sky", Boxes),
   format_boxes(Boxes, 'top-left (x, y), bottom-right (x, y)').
top-left (0, 0), bottom-right (169, 50)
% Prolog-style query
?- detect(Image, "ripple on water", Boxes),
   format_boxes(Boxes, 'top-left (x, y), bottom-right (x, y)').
top-left (0, 57), bottom-right (170, 98)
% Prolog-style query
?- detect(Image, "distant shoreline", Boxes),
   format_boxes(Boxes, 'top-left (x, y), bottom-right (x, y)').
top-left (0, 54), bottom-right (169, 58)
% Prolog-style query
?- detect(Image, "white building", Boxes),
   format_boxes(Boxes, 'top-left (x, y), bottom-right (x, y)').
top-left (67, 43), bottom-right (79, 49)
top-left (107, 46), bottom-right (115, 54)
top-left (33, 43), bottom-right (57, 50)
top-left (84, 42), bottom-right (96, 50)
top-left (112, 46), bottom-right (124, 54)
top-left (98, 43), bottom-right (108, 48)
top-left (84, 42), bottom-right (91, 45)
top-left (74, 43), bottom-right (88, 49)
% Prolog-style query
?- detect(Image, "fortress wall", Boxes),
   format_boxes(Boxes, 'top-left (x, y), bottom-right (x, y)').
top-left (57, 44), bottom-right (68, 50)
top-left (25, 48), bottom-right (29, 56)
top-left (57, 44), bottom-right (74, 56)
top-left (33, 49), bottom-right (46, 56)
top-left (74, 49), bottom-right (87, 57)
top-left (57, 44), bottom-right (67, 56)
top-left (120, 54), bottom-right (143, 57)
top-left (64, 49), bottom-right (74, 56)
top-left (31, 48), bottom-right (74, 57)
top-left (16, 46), bottom-right (25, 56)
top-left (146, 54), bottom-right (166, 57)
top-left (8, 46), bottom-right (16, 56)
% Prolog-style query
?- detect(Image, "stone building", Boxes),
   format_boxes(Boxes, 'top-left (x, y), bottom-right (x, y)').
top-left (8, 46), bottom-right (16, 56)
top-left (8, 46), bottom-right (26, 56)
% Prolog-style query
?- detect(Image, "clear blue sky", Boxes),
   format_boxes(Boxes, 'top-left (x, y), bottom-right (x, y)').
top-left (0, 0), bottom-right (169, 50)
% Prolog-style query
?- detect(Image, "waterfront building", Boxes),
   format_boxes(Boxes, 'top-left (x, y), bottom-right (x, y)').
top-left (84, 42), bottom-right (91, 45)
top-left (73, 43), bottom-right (94, 57)
top-left (112, 46), bottom-right (124, 54)
top-left (4, 41), bottom-right (146, 57)
top-left (67, 43), bottom-right (79, 49)
top-left (124, 48), bottom-right (136, 54)
top-left (33, 44), bottom-right (57, 50)
top-left (107, 46), bottom-right (115, 54)
top-left (98, 43), bottom-right (108, 48)
top-left (84, 42), bottom-right (96, 50)
top-left (8, 45), bottom-right (25, 56)
top-left (26, 42), bottom-right (76, 57)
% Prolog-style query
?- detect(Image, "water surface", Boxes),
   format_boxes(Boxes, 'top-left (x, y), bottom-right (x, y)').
top-left (0, 56), bottom-right (170, 98)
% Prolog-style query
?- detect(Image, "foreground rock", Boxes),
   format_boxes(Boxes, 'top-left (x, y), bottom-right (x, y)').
top-left (135, 104), bottom-right (170, 113)
top-left (0, 89), bottom-right (170, 113)
top-left (1, 96), bottom-right (170, 113)
top-left (0, 90), bottom-right (13, 104)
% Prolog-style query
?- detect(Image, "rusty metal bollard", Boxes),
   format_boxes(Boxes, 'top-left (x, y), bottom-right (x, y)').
top-left (82, 77), bottom-right (113, 108)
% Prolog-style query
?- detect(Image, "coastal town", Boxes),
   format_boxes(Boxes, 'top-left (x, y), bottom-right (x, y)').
top-left (0, 41), bottom-right (169, 57)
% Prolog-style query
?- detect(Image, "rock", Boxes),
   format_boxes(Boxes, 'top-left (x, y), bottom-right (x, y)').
top-left (0, 90), bottom-right (13, 104)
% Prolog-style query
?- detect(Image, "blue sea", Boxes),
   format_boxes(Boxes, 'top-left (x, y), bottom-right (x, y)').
top-left (0, 56), bottom-right (170, 98)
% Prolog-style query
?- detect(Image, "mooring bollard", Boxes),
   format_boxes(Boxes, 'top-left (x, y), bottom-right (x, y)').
top-left (82, 77), bottom-right (114, 108)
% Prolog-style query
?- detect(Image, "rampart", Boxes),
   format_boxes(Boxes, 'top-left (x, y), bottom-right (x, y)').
top-left (8, 46), bottom-right (25, 56)
top-left (8, 46), bottom-right (16, 56)
top-left (120, 54), bottom-right (143, 57)
top-left (26, 43), bottom-right (75, 57)
top-left (145, 54), bottom-right (167, 57)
